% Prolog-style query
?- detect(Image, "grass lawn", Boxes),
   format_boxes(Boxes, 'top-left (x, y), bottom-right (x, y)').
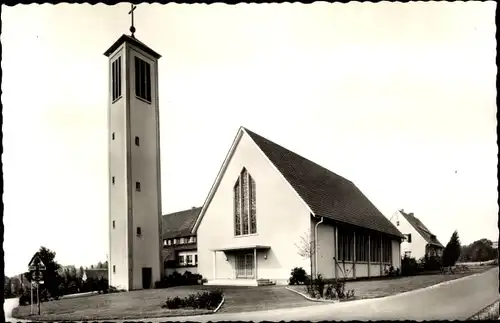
top-left (289, 265), bottom-right (495, 301)
top-left (12, 285), bottom-right (319, 321)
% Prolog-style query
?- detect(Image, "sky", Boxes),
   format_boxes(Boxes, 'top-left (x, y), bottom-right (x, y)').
top-left (1, 2), bottom-right (497, 277)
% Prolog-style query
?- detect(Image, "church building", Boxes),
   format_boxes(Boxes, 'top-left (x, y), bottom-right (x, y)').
top-left (193, 127), bottom-right (404, 285)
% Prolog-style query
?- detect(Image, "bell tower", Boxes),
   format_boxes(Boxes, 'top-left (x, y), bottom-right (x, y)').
top-left (104, 5), bottom-right (163, 290)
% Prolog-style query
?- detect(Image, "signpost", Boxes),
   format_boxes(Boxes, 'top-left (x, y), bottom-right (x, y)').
top-left (28, 253), bottom-right (46, 315)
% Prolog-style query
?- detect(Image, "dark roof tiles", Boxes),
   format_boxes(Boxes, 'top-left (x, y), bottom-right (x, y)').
top-left (399, 210), bottom-right (444, 248)
top-left (243, 127), bottom-right (404, 239)
top-left (162, 207), bottom-right (201, 238)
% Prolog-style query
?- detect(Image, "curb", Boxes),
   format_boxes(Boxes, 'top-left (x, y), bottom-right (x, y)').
top-left (285, 287), bottom-right (339, 303)
top-left (213, 297), bottom-right (225, 313)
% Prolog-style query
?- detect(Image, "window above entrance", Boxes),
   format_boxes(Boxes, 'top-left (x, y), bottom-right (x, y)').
top-left (234, 168), bottom-right (257, 236)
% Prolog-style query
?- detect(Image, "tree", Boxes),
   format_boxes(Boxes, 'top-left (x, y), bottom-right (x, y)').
top-left (4, 276), bottom-right (13, 298)
top-left (295, 230), bottom-right (315, 283)
top-left (10, 276), bottom-right (23, 296)
top-left (459, 238), bottom-right (497, 262)
top-left (77, 266), bottom-right (84, 279)
top-left (442, 230), bottom-right (461, 267)
top-left (31, 246), bottom-right (62, 299)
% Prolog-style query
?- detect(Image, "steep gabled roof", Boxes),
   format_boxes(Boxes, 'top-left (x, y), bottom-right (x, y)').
top-left (162, 207), bottom-right (201, 239)
top-left (243, 128), bottom-right (404, 238)
top-left (399, 210), bottom-right (444, 248)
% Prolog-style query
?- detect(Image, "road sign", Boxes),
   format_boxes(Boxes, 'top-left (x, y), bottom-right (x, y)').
top-left (31, 270), bottom-right (43, 282)
top-left (28, 253), bottom-right (46, 271)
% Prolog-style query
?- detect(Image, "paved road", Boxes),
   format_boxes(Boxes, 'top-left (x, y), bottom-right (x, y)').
top-left (5, 268), bottom-right (499, 322)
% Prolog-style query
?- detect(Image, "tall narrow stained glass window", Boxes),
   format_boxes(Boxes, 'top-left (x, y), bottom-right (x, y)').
top-left (234, 179), bottom-right (241, 236)
top-left (241, 169), bottom-right (249, 235)
top-left (249, 175), bottom-right (257, 234)
top-left (233, 168), bottom-right (257, 236)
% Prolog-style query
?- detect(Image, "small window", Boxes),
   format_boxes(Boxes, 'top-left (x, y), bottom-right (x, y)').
top-left (137, 227), bottom-right (142, 236)
top-left (112, 57), bottom-right (122, 102)
top-left (180, 237), bottom-right (185, 244)
top-left (178, 255), bottom-right (185, 266)
top-left (167, 239), bottom-right (172, 246)
top-left (406, 234), bottom-right (412, 243)
top-left (186, 255), bottom-right (193, 265)
top-left (163, 239), bottom-right (167, 246)
top-left (135, 136), bottom-right (140, 146)
top-left (134, 57), bottom-right (152, 102)
top-left (195, 254), bottom-right (198, 265)
top-left (136, 182), bottom-right (141, 192)
top-left (112, 132), bottom-right (115, 140)
top-left (112, 220), bottom-right (115, 229)
top-left (112, 176), bottom-right (115, 185)
top-left (396, 221), bottom-right (399, 226)
top-left (113, 265), bottom-right (116, 274)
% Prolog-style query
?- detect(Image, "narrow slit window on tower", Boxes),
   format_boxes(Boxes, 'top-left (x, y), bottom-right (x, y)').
top-left (136, 182), bottom-right (141, 191)
top-left (134, 56), bottom-right (152, 102)
top-left (135, 136), bottom-right (140, 146)
top-left (113, 265), bottom-right (116, 274)
top-left (112, 56), bottom-right (122, 102)
top-left (112, 176), bottom-right (115, 185)
top-left (112, 132), bottom-right (115, 140)
top-left (112, 220), bottom-right (115, 229)
top-left (136, 227), bottom-right (142, 236)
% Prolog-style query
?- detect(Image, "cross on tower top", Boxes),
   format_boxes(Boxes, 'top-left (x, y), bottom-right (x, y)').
top-left (128, 4), bottom-right (137, 38)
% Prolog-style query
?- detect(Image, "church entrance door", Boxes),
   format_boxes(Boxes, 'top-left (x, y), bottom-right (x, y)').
top-left (235, 253), bottom-right (254, 279)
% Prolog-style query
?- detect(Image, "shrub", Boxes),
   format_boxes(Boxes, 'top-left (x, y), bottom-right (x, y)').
top-left (421, 255), bottom-right (442, 271)
top-left (304, 276), bottom-right (354, 300)
top-left (162, 289), bottom-right (223, 310)
top-left (305, 282), bottom-right (318, 298)
top-left (289, 267), bottom-right (307, 285)
top-left (401, 256), bottom-right (419, 276)
top-left (384, 265), bottom-right (400, 277)
top-left (328, 278), bottom-right (354, 300)
top-left (156, 271), bottom-right (204, 288)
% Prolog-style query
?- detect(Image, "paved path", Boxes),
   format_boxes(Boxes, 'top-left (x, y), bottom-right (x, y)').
top-left (5, 268), bottom-right (499, 322)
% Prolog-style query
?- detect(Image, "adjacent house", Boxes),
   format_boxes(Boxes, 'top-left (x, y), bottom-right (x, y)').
top-left (162, 207), bottom-right (201, 275)
top-left (192, 127), bottom-right (404, 286)
top-left (82, 268), bottom-right (108, 282)
top-left (390, 209), bottom-right (444, 260)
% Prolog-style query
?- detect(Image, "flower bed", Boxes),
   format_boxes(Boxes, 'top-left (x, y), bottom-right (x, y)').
top-left (162, 289), bottom-right (224, 311)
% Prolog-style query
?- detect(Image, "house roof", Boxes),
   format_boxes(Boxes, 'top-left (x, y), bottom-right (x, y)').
top-left (162, 207), bottom-right (201, 239)
top-left (243, 128), bottom-right (404, 239)
top-left (83, 269), bottom-right (107, 280)
top-left (399, 210), bottom-right (444, 248)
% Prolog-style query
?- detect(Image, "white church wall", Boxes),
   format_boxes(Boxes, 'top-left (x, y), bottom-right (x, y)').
top-left (108, 45), bottom-right (130, 291)
top-left (197, 130), bottom-right (310, 283)
top-left (127, 44), bottom-right (162, 290)
top-left (392, 239), bottom-right (402, 270)
top-left (315, 222), bottom-right (335, 278)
